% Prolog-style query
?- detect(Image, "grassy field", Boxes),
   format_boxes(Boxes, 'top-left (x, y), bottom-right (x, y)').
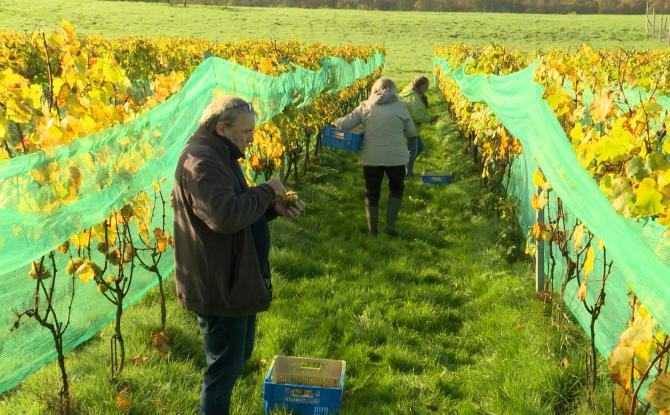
top-left (0, 0), bottom-right (663, 83)
top-left (0, 91), bottom-right (610, 414)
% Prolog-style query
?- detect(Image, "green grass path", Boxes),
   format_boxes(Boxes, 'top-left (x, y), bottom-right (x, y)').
top-left (0, 91), bottom-right (597, 414)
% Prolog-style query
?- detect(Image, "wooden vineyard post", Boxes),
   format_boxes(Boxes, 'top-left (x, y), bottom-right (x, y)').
top-left (659, 14), bottom-right (664, 41)
top-left (535, 185), bottom-right (545, 293)
top-left (653, 8), bottom-right (656, 36)
top-left (646, 2), bottom-right (649, 33)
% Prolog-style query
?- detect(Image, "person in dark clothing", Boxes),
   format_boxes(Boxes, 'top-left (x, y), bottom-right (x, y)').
top-left (172, 96), bottom-right (304, 415)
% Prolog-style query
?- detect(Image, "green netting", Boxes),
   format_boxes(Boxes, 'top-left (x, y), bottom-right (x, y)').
top-left (433, 56), bottom-right (670, 359)
top-left (0, 52), bottom-right (384, 394)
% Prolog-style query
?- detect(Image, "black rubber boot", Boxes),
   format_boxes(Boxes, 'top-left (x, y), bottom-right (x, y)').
top-left (384, 197), bottom-right (402, 237)
top-left (366, 206), bottom-right (379, 236)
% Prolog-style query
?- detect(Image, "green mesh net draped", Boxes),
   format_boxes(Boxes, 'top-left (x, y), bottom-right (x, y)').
top-left (433, 56), bottom-right (670, 360)
top-left (0, 52), bottom-right (384, 394)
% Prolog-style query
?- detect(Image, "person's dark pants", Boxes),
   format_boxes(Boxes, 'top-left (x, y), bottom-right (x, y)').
top-left (406, 135), bottom-right (425, 176)
top-left (197, 314), bottom-right (256, 415)
top-left (363, 165), bottom-right (406, 207)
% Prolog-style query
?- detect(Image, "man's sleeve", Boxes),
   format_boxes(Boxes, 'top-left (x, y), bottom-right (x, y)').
top-left (187, 155), bottom-right (275, 234)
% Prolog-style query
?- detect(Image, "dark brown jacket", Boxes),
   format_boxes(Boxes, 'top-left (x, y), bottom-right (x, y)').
top-left (172, 126), bottom-right (276, 316)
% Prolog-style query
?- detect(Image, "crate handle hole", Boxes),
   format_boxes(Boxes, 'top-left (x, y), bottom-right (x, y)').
top-left (290, 389), bottom-right (314, 397)
top-left (299, 362), bottom-right (322, 369)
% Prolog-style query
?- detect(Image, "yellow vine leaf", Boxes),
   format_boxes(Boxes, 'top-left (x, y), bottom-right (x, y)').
top-left (620, 318), bottom-right (654, 347)
top-left (61, 20), bottom-right (76, 42)
top-left (594, 133), bottom-right (631, 162)
top-left (577, 282), bottom-right (587, 301)
top-left (634, 178), bottom-right (664, 216)
top-left (532, 222), bottom-right (546, 240)
top-left (154, 228), bottom-right (167, 253)
top-left (28, 261), bottom-right (52, 280)
top-left (21, 84), bottom-right (42, 110)
top-left (533, 169), bottom-right (545, 188)
top-left (646, 373), bottom-right (670, 414)
top-left (70, 230), bottom-right (91, 249)
top-left (657, 170), bottom-right (670, 193)
top-left (590, 90), bottom-right (614, 123)
top-left (56, 240), bottom-right (70, 254)
top-left (608, 303), bottom-right (656, 391)
top-left (572, 224), bottom-right (585, 250)
top-left (609, 343), bottom-right (634, 374)
top-left (0, 116), bottom-right (7, 140)
top-left (5, 98), bottom-right (33, 124)
top-left (75, 261), bottom-right (96, 284)
top-left (91, 218), bottom-right (118, 246)
top-left (614, 387), bottom-right (633, 413)
top-left (258, 57), bottom-right (275, 74)
top-left (569, 122), bottom-right (585, 143)
top-left (529, 190), bottom-right (548, 212)
top-left (583, 247), bottom-right (595, 280)
top-left (65, 258), bottom-right (85, 275)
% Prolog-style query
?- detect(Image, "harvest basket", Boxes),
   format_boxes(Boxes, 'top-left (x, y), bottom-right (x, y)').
top-left (321, 125), bottom-right (363, 152)
top-left (420, 171), bottom-right (453, 185)
top-left (263, 356), bottom-right (346, 415)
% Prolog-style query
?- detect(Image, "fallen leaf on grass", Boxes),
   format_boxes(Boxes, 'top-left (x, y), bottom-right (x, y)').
top-left (254, 358), bottom-right (267, 371)
top-left (152, 330), bottom-right (171, 355)
top-left (115, 383), bottom-right (130, 409)
top-left (559, 357), bottom-right (569, 369)
top-left (131, 355), bottom-right (150, 366)
top-left (536, 291), bottom-right (553, 303)
top-left (115, 394), bottom-right (130, 410)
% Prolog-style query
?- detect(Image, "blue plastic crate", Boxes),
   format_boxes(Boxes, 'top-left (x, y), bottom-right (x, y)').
top-left (263, 356), bottom-right (346, 415)
top-left (421, 172), bottom-right (453, 185)
top-left (321, 125), bottom-right (363, 152)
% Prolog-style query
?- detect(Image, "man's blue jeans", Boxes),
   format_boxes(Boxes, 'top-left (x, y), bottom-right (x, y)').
top-left (406, 135), bottom-right (425, 176)
top-left (197, 314), bottom-right (256, 415)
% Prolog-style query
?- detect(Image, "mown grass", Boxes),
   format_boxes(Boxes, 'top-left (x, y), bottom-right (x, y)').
top-left (0, 91), bottom-right (611, 414)
top-left (0, 0), bottom-right (663, 83)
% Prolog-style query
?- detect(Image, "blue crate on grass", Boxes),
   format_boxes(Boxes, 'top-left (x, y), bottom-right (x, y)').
top-left (421, 171), bottom-right (453, 185)
top-left (263, 356), bottom-right (346, 415)
top-left (321, 125), bottom-right (363, 152)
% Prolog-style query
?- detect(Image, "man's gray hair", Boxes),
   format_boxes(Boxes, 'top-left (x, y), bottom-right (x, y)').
top-left (199, 96), bottom-right (255, 132)
top-left (370, 77), bottom-right (397, 96)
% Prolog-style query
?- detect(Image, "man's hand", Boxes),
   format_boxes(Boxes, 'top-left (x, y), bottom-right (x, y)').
top-left (273, 191), bottom-right (305, 219)
top-left (266, 178), bottom-right (286, 198)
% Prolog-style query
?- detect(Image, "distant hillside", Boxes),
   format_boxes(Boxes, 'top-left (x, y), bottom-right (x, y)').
top-left (127, 0), bottom-right (668, 14)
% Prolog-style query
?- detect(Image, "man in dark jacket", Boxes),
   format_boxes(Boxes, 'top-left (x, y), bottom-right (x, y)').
top-left (172, 96), bottom-right (304, 415)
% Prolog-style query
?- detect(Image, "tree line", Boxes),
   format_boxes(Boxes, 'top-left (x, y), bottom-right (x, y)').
top-left (132, 0), bottom-right (670, 13)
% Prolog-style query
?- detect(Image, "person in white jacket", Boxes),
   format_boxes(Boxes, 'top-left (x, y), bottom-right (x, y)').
top-left (334, 77), bottom-right (417, 236)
